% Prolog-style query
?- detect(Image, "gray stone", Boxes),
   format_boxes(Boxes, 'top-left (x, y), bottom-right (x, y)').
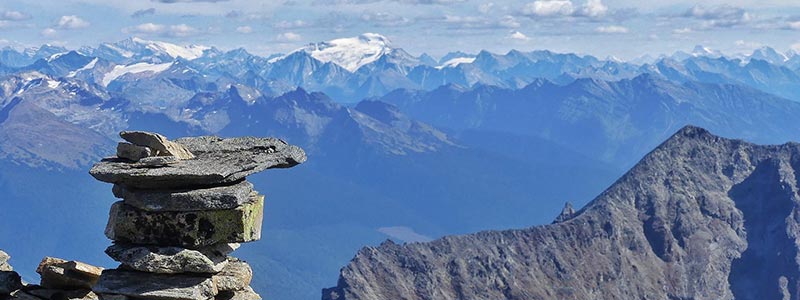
top-left (116, 143), bottom-right (152, 162)
top-left (27, 288), bottom-right (99, 300)
top-left (112, 180), bottom-right (254, 212)
top-left (552, 201), bottom-right (576, 224)
top-left (105, 243), bottom-right (239, 274)
top-left (90, 136), bottom-right (306, 189)
top-left (105, 195), bottom-right (264, 248)
top-left (137, 156), bottom-right (180, 167)
top-left (0, 271), bottom-right (22, 294)
top-left (215, 287), bottom-right (261, 300)
top-left (37, 257), bottom-right (103, 290)
top-left (93, 269), bottom-right (217, 300)
top-left (212, 258), bottom-right (252, 292)
top-left (119, 131), bottom-right (195, 160)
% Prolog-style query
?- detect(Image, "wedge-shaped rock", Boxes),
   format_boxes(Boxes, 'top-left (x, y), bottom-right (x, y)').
top-left (105, 243), bottom-right (239, 274)
top-left (215, 286), bottom-right (261, 300)
top-left (112, 180), bottom-right (254, 212)
top-left (116, 143), bottom-right (152, 162)
top-left (37, 257), bottom-right (103, 290)
top-left (0, 271), bottom-right (22, 294)
top-left (120, 131), bottom-right (195, 159)
top-left (93, 269), bottom-right (217, 300)
top-left (106, 195), bottom-right (264, 248)
top-left (90, 136), bottom-right (306, 189)
top-left (212, 258), bottom-right (252, 292)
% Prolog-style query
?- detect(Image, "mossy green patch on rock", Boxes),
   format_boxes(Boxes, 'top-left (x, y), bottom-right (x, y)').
top-left (105, 195), bottom-right (264, 249)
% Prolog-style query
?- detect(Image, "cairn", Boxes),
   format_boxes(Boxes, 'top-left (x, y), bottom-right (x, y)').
top-left (86, 131), bottom-right (306, 300)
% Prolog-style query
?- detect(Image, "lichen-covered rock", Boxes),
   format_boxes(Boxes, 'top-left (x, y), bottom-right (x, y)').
top-left (37, 257), bottom-right (103, 290)
top-left (90, 136), bottom-right (306, 189)
top-left (93, 269), bottom-right (217, 300)
top-left (216, 286), bottom-right (261, 300)
top-left (212, 258), bottom-right (252, 292)
top-left (112, 180), bottom-right (254, 212)
top-left (116, 143), bottom-right (152, 162)
top-left (105, 243), bottom-right (239, 274)
top-left (119, 131), bottom-right (195, 159)
top-left (105, 195), bottom-right (264, 248)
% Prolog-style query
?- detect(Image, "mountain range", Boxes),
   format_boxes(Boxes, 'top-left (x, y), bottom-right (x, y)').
top-left (2, 34), bottom-right (800, 300)
top-left (3, 33), bottom-right (800, 104)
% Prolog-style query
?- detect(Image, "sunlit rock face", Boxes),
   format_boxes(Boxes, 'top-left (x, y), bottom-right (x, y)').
top-left (324, 126), bottom-right (800, 300)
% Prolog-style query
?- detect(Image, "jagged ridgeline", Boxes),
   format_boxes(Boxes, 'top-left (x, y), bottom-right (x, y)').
top-left (324, 126), bottom-right (800, 300)
top-left (1, 131), bottom-right (306, 300)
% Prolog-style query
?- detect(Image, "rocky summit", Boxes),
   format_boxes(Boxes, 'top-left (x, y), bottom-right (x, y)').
top-left (323, 126), bottom-right (800, 300)
top-left (2, 131), bottom-right (305, 300)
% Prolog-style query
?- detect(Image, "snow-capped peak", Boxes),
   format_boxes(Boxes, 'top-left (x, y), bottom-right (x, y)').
top-left (691, 45), bottom-right (722, 58)
top-left (129, 37), bottom-right (210, 60)
top-left (749, 46), bottom-right (789, 64)
top-left (296, 33), bottom-right (394, 72)
top-left (96, 37), bottom-right (211, 62)
top-left (436, 57), bottom-right (476, 69)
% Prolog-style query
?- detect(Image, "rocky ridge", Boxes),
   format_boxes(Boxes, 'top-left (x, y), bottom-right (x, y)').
top-left (1, 131), bottom-right (305, 299)
top-left (323, 126), bottom-right (800, 300)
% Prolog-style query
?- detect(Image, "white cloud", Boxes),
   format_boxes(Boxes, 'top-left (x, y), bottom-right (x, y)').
top-left (684, 5), bottom-right (751, 29)
top-left (792, 43), bottom-right (800, 53)
top-left (499, 15), bottom-right (521, 28)
top-left (786, 21), bottom-right (800, 30)
top-left (478, 2), bottom-right (494, 14)
top-left (274, 20), bottom-right (308, 29)
top-left (276, 32), bottom-right (302, 42)
top-left (126, 22), bottom-right (165, 34)
top-left (55, 15), bottom-right (90, 29)
top-left (40, 28), bottom-right (58, 37)
top-left (523, 0), bottom-right (574, 17)
top-left (580, 0), bottom-right (607, 17)
top-left (0, 11), bottom-right (31, 21)
top-left (522, 0), bottom-right (609, 18)
top-left (168, 24), bottom-right (199, 37)
top-left (123, 23), bottom-right (201, 37)
top-left (361, 12), bottom-right (412, 27)
top-left (595, 25), bottom-right (628, 33)
top-left (236, 25), bottom-right (253, 33)
top-left (509, 30), bottom-right (530, 40)
top-left (673, 27), bottom-right (692, 34)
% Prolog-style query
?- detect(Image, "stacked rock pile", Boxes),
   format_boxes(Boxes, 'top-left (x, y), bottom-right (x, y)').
top-left (1, 252), bottom-right (103, 299)
top-left (87, 131), bottom-right (306, 300)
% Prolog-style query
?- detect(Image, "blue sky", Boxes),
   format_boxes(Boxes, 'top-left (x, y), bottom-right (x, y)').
top-left (1, 0), bottom-right (800, 60)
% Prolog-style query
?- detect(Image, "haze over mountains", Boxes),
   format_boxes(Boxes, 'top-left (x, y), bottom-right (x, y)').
top-left (1, 33), bottom-right (800, 300)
